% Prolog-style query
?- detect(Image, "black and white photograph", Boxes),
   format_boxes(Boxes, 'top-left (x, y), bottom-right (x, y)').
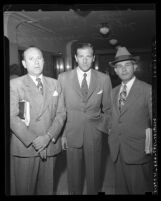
top-left (4, 3), bottom-right (157, 195)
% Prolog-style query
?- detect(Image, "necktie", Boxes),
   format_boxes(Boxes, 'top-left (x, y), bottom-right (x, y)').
top-left (36, 77), bottom-right (43, 95)
top-left (119, 84), bottom-right (127, 112)
top-left (81, 73), bottom-right (88, 102)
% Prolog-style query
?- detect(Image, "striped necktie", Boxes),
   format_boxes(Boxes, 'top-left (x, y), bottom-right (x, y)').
top-left (81, 73), bottom-right (88, 103)
top-left (119, 84), bottom-right (127, 112)
top-left (36, 77), bottom-right (43, 95)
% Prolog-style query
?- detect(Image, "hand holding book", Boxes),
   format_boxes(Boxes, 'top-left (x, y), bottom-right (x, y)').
top-left (18, 100), bottom-right (30, 126)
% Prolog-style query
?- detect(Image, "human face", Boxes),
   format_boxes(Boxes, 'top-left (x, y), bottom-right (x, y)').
top-left (22, 47), bottom-right (44, 77)
top-left (75, 47), bottom-right (95, 72)
top-left (114, 60), bottom-right (137, 83)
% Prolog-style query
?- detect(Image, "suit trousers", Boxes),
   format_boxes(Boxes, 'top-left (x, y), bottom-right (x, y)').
top-left (10, 155), bottom-right (56, 195)
top-left (114, 151), bottom-right (153, 194)
top-left (67, 129), bottom-right (103, 195)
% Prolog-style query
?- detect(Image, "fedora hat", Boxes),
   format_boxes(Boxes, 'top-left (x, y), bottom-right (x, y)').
top-left (109, 46), bottom-right (140, 67)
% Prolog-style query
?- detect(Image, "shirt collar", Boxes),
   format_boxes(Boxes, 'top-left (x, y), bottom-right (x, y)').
top-left (121, 76), bottom-right (136, 94)
top-left (76, 67), bottom-right (91, 88)
top-left (77, 66), bottom-right (91, 77)
top-left (28, 74), bottom-right (43, 85)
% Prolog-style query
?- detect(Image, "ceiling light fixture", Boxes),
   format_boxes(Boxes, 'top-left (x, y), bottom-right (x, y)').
top-left (109, 38), bottom-right (118, 45)
top-left (99, 23), bottom-right (110, 35)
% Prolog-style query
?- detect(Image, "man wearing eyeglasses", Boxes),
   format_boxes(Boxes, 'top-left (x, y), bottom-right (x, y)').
top-left (108, 46), bottom-right (152, 194)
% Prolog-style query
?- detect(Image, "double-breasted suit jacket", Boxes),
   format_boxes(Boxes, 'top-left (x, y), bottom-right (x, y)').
top-left (10, 74), bottom-right (66, 157)
top-left (108, 78), bottom-right (152, 164)
top-left (58, 68), bottom-right (112, 148)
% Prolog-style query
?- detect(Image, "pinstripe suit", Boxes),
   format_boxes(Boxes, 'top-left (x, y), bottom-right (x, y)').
top-left (58, 68), bottom-right (112, 194)
top-left (108, 78), bottom-right (152, 194)
top-left (10, 74), bottom-right (66, 195)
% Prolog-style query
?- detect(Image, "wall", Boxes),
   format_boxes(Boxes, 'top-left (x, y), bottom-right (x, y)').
top-left (96, 49), bottom-right (152, 87)
top-left (4, 12), bottom-right (67, 66)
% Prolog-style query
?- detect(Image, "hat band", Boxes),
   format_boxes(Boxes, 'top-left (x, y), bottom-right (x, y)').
top-left (114, 55), bottom-right (135, 62)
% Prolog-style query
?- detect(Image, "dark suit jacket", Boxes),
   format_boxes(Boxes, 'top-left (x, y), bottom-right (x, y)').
top-left (58, 68), bottom-right (112, 148)
top-left (10, 74), bottom-right (66, 157)
top-left (108, 78), bottom-right (152, 164)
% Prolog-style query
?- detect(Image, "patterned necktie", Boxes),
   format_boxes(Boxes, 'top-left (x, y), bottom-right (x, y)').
top-left (81, 73), bottom-right (88, 102)
top-left (36, 77), bottom-right (43, 95)
top-left (119, 84), bottom-right (127, 112)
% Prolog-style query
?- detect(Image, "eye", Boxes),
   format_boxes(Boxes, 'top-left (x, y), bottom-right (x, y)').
top-left (116, 65), bottom-right (122, 69)
top-left (126, 63), bottom-right (131, 66)
top-left (38, 57), bottom-right (43, 60)
top-left (29, 57), bottom-right (34, 61)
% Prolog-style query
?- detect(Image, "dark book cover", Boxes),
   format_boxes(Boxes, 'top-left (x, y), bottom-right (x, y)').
top-left (18, 101), bottom-right (25, 120)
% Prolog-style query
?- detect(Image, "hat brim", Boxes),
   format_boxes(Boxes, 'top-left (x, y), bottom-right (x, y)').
top-left (109, 56), bottom-right (140, 67)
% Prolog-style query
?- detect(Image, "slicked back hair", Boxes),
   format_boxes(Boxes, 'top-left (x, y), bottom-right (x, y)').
top-left (75, 43), bottom-right (95, 56)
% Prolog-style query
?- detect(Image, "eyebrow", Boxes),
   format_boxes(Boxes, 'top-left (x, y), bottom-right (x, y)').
top-left (116, 62), bottom-right (132, 66)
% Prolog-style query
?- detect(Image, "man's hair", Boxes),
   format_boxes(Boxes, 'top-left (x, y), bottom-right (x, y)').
top-left (22, 46), bottom-right (43, 60)
top-left (75, 42), bottom-right (95, 56)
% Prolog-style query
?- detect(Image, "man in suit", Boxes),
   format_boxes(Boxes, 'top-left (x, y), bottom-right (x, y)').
top-left (108, 46), bottom-right (152, 194)
top-left (10, 47), bottom-right (66, 195)
top-left (59, 43), bottom-right (112, 194)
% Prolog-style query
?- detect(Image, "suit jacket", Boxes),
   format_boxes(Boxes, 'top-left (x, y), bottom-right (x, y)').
top-left (58, 68), bottom-right (112, 148)
top-left (10, 74), bottom-right (66, 157)
top-left (108, 78), bottom-right (152, 164)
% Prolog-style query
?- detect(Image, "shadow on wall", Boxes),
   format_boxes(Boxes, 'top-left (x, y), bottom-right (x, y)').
top-left (10, 64), bottom-right (21, 80)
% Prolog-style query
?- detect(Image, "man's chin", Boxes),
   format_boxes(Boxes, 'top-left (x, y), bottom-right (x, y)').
top-left (82, 68), bottom-right (91, 72)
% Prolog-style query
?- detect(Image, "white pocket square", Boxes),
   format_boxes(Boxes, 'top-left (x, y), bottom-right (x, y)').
top-left (53, 90), bottom-right (58, 96)
top-left (97, 90), bottom-right (103, 94)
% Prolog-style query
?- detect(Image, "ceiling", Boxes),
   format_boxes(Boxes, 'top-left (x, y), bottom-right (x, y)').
top-left (7, 4), bottom-right (156, 50)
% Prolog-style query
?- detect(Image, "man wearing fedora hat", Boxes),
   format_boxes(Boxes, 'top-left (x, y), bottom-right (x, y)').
top-left (108, 46), bottom-right (152, 194)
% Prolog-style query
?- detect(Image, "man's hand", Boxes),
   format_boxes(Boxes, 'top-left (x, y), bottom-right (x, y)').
top-left (39, 148), bottom-right (47, 161)
top-left (61, 136), bottom-right (68, 150)
top-left (32, 135), bottom-right (51, 152)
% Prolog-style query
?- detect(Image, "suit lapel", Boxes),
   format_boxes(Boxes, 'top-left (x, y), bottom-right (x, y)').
top-left (72, 68), bottom-right (98, 101)
top-left (86, 69), bottom-right (98, 100)
top-left (113, 85), bottom-right (121, 115)
top-left (120, 79), bottom-right (141, 115)
top-left (36, 76), bottom-right (53, 119)
top-left (23, 74), bottom-right (44, 117)
top-left (72, 69), bottom-right (82, 98)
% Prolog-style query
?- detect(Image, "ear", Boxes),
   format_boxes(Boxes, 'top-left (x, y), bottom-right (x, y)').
top-left (133, 63), bottom-right (138, 71)
top-left (93, 55), bottom-right (95, 62)
top-left (22, 60), bottom-right (26, 69)
top-left (75, 55), bottom-right (78, 63)
top-left (114, 67), bottom-right (117, 74)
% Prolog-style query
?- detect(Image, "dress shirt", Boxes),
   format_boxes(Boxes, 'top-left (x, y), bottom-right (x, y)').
top-left (29, 74), bottom-right (43, 86)
top-left (119, 76), bottom-right (136, 97)
top-left (77, 67), bottom-right (91, 88)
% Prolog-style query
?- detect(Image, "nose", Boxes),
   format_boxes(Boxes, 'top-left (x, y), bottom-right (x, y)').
top-left (35, 59), bottom-right (39, 64)
top-left (83, 57), bottom-right (88, 63)
top-left (122, 65), bottom-right (127, 72)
